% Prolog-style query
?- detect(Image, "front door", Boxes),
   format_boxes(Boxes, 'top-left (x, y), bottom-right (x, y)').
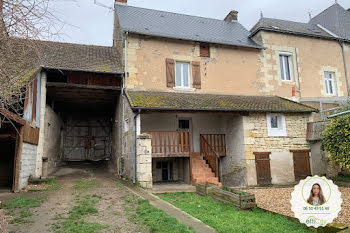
top-left (156, 160), bottom-right (173, 181)
top-left (254, 152), bottom-right (272, 185)
top-left (292, 150), bottom-right (311, 181)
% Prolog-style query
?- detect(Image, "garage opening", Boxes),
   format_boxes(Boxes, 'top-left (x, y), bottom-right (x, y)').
top-left (44, 69), bottom-right (121, 174)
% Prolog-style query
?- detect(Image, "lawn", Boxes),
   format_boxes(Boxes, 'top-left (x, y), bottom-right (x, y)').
top-left (158, 192), bottom-right (312, 233)
top-left (122, 195), bottom-right (194, 233)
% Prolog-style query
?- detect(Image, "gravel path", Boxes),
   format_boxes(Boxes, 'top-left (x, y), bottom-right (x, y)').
top-left (243, 187), bottom-right (350, 226)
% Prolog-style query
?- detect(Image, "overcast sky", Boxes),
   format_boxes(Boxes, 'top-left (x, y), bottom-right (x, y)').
top-left (49, 0), bottom-right (350, 46)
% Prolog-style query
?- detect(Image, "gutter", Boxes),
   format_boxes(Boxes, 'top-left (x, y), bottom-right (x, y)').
top-left (340, 41), bottom-right (350, 96)
top-left (130, 107), bottom-right (316, 113)
top-left (133, 109), bottom-right (141, 184)
top-left (328, 110), bottom-right (350, 119)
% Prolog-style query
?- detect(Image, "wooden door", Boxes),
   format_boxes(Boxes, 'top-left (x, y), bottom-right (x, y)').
top-left (292, 150), bottom-right (311, 181)
top-left (254, 152), bottom-right (272, 185)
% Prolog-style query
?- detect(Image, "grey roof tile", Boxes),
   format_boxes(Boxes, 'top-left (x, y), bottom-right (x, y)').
top-left (250, 17), bottom-right (334, 39)
top-left (116, 4), bottom-right (262, 49)
top-left (310, 3), bottom-right (350, 40)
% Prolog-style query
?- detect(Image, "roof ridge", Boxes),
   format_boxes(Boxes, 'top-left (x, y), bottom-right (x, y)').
top-left (275, 95), bottom-right (317, 111)
top-left (119, 4), bottom-right (237, 25)
top-left (34, 39), bottom-right (115, 49)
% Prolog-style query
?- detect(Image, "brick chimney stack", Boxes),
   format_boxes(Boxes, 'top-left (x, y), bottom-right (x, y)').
top-left (115, 0), bottom-right (127, 4)
top-left (224, 10), bottom-right (238, 22)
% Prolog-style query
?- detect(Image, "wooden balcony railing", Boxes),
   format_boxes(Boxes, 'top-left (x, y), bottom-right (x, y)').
top-left (200, 135), bottom-right (220, 178)
top-left (200, 134), bottom-right (226, 156)
top-left (143, 131), bottom-right (191, 157)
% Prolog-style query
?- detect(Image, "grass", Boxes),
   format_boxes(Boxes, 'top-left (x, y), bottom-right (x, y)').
top-left (73, 179), bottom-right (98, 190)
top-left (158, 192), bottom-right (312, 233)
top-left (122, 195), bottom-right (194, 233)
top-left (28, 177), bottom-right (60, 192)
top-left (52, 194), bottom-right (107, 233)
top-left (3, 195), bottom-right (47, 225)
top-left (335, 174), bottom-right (350, 183)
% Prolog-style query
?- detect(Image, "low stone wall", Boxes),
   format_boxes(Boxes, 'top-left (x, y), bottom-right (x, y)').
top-left (19, 143), bottom-right (38, 189)
top-left (136, 134), bottom-right (152, 188)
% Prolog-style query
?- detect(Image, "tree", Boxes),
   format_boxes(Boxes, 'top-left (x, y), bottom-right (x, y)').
top-left (322, 113), bottom-right (350, 169)
top-left (0, 0), bottom-right (62, 121)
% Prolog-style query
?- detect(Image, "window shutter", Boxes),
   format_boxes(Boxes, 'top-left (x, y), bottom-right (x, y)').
top-left (166, 58), bottom-right (175, 87)
top-left (192, 61), bottom-right (201, 89)
top-left (200, 43), bottom-right (210, 57)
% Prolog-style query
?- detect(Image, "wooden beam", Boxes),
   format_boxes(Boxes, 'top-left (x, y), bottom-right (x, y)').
top-left (0, 109), bottom-right (26, 125)
top-left (13, 126), bottom-right (24, 192)
top-left (46, 82), bottom-right (121, 91)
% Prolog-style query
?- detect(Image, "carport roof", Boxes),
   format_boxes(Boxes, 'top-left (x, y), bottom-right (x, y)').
top-left (125, 90), bottom-right (317, 113)
top-left (36, 40), bottom-right (123, 74)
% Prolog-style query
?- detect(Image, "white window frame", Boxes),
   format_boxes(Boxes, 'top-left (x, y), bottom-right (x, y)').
top-left (279, 52), bottom-right (293, 82)
top-left (324, 72), bottom-right (336, 95)
top-left (175, 62), bottom-right (191, 88)
top-left (124, 118), bottom-right (129, 132)
top-left (266, 114), bottom-right (287, 137)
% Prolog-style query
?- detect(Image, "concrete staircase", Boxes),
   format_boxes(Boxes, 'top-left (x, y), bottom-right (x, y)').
top-left (190, 153), bottom-right (222, 187)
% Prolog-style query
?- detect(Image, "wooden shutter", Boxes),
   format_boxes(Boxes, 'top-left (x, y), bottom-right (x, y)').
top-left (166, 58), bottom-right (175, 87)
top-left (200, 43), bottom-right (210, 57)
top-left (192, 61), bottom-right (201, 89)
top-left (291, 150), bottom-right (311, 181)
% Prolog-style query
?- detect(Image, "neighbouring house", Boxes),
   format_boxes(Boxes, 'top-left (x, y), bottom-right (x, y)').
top-left (0, 40), bottom-right (123, 192)
top-left (114, 0), bottom-right (321, 188)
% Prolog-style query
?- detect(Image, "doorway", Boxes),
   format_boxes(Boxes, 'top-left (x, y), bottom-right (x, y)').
top-left (0, 139), bottom-right (16, 188)
top-left (292, 150), bottom-right (311, 181)
top-left (156, 160), bottom-right (173, 181)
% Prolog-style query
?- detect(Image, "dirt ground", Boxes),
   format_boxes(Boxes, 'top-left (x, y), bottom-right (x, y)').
top-left (243, 187), bottom-right (350, 226)
top-left (0, 162), bottom-right (144, 233)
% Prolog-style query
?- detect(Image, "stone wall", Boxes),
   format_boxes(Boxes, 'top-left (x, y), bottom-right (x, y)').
top-left (42, 105), bottom-right (63, 176)
top-left (136, 134), bottom-right (152, 188)
top-left (243, 113), bottom-right (311, 185)
top-left (110, 94), bottom-right (121, 173)
top-left (19, 143), bottom-right (38, 189)
top-left (122, 97), bottom-right (136, 180)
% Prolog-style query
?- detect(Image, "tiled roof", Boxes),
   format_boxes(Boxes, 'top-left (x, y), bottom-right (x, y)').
top-left (126, 90), bottom-right (316, 113)
top-left (116, 4), bottom-right (263, 49)
top-left (250, 4), bottom-right (350, 42)
top-left (250, 18), bottom-right (334, 39)
top-left (36, 40), bottom-right (123, 73)
top-left (310, 3), bottom-right (350, 41)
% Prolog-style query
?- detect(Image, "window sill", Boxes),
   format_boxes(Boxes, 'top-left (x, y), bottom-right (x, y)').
top-left (173, 87), bottom-right (196, 92)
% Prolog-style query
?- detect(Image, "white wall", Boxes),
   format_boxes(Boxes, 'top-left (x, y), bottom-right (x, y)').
top-left (19, 143), bottom-right (37, 189)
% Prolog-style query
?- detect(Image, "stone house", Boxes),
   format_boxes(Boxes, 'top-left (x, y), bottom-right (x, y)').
top-left (114, 1), bottom-right (322, 188)
top-left (3, 1), bottom-right (349, 191)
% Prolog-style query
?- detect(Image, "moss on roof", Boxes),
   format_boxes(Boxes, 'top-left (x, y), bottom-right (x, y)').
top-left (126, 90), bottom-right (317, 113)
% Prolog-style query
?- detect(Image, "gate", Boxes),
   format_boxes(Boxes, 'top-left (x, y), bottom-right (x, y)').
top-left (254, 152), bottom-right (272, 185)
top-left (63, 115), bottom-right (111, 161)
top-left (291, 150), bottom-right (311, 181)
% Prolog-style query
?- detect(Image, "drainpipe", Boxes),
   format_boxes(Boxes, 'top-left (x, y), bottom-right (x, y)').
top-left (118, 31), bottom-right (128, 176)
top-left (340, 41), bottom-right (350, 96)
top-left (133, 109), bottom-right (141, 184)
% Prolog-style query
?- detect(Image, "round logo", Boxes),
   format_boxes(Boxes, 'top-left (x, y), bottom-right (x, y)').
top-left (290, 176), bottom-right (342, 228)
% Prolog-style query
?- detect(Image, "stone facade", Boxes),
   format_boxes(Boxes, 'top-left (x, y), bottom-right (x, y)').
top-left (136, 134), bottom-right (152, 188)
top-left (243, 113), bottom-right (311, 186)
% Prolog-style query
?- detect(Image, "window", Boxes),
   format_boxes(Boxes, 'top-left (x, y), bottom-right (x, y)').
top-left (279, 53), bottom-right (293, 81)
top-left (175, 62), bottom-right (190, 88)
top-left (324, 72), bottom-right (336, 95)
top-left (266, 114), bottom-right (287, 136)
top-left (200, 43), bottom-right (210, 57)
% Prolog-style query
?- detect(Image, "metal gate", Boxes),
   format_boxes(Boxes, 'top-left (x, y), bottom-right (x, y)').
top-left (63, 115), bottom-right (111, 161)
top-left (292, 150), bottom-right (311, 181)
top-left (254, 152), bottom-right (272, 185)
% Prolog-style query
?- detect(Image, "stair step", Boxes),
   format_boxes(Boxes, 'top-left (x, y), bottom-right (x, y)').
top-left (191, 168), bottom-right (213, 174)
top-left (192, 173), bottom-right (215, 179)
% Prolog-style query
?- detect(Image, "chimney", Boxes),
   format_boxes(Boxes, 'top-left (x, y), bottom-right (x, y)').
top-left (115, 0), bottom-right (127, 4)
top-left (224, 10), bottom-right (238, 22)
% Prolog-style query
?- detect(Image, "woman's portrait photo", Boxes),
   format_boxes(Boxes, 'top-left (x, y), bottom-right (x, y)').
top-left (307, 183), bottom-right (326, 206)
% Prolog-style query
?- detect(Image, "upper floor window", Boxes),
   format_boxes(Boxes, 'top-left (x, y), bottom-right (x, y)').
top-left (175, 62), bottom-right (190, 88)
top-left (324, 72), bottom-right (336, 95)
top-left (279, 53), bottom-right (293, 81)
top-left (267, 114), bottom-right (287, 137)
top-left (200, 43), bottom-right (210, 57)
